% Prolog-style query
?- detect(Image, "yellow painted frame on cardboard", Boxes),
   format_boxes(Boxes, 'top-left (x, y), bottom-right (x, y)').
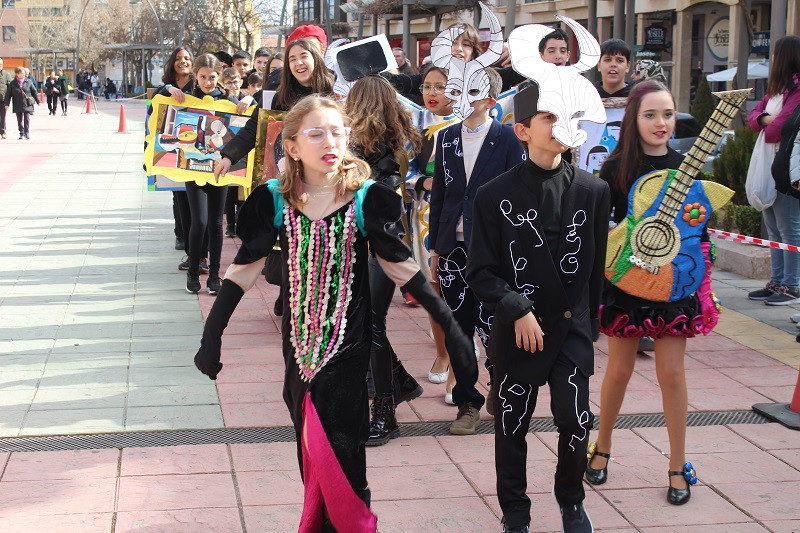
top-left (144, 94), bottom-right (256, 187)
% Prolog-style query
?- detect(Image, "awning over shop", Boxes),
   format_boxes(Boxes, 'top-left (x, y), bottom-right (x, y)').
top-left (706, 60), bottom-right (770, 82)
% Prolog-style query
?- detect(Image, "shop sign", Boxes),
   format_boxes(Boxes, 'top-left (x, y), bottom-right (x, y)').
top-left (752, 31), bottom-right (770, 53)
top-left (706, 17), bottom-right (729, 61)
top-left (644, 25), bottom-right (666, 52)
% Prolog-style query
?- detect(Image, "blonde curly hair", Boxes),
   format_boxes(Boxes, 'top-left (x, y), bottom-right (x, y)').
top-left (280, 95), bottom-right (371, 207)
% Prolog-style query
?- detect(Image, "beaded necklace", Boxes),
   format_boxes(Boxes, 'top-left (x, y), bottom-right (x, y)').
top-left (285, 201), bottom-right (358, 382)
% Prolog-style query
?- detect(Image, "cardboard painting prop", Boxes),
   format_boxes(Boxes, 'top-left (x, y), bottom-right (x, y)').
top-left (250, 108), bottom-right (287, 196)
top-left (575, 98), bottom-right (626, 176)
top-left (144, 94), bottom-right (256, 187)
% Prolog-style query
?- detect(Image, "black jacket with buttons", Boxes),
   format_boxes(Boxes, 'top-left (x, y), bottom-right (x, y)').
top-left (465, 161), bottom-right (610, 385)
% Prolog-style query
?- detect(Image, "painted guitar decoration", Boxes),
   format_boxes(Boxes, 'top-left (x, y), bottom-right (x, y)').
top-left (605, 89), bottom-right (749, 302)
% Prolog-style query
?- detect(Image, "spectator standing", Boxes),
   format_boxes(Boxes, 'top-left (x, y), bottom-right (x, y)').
top-left (231, 50), bottom-right (252, 90)
top-left (392, 47), bottom-right (416, 75)
top-left (0, 57), bottom-right (13, 139)
top-left (265, 53), bottom-right (283, 75)
top-left (746, 35), bottom-right (800, 305)
top-left (252, 47), bottom-right (272, 75)
top-left (90, 71), bottom-right (99, 97)
top-left (595, 39), bottom-right (632, 98)
top-left (4, 66), bottom-right (39, 139)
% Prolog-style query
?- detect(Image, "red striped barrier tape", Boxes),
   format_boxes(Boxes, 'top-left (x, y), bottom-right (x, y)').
top-left (708, 228), bottom-right (800, 253)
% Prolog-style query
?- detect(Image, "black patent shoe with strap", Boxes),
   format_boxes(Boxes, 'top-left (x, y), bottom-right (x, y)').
top-left (585, 441), bottom-right (610, 485)
top-left (667, 462), bottom-right (698, 505)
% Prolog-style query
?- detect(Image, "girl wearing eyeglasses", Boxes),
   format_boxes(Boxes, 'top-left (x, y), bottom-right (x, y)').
top-left (194, 95), bottom-right (479, 531)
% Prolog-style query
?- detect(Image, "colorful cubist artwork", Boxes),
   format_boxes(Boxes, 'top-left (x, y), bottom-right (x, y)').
top-left (144, 94), bottom-right (256, 188)
top-left (575, 99), bottom-right (626, 176)
top-left (250, 108), bottom-right (286, 196)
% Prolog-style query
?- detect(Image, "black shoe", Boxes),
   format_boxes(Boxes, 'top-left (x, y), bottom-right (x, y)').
top-left (667, 463), bottom-right (696, 505)
top-left (366, 394), bottom-right (399, 446)
top-left (178, 255), bottom-right (190, 271)
top-left (207, 276), bottom-right (221, 295)
top-left (186, 271), bottom-right (201, 294)
top-left (393, 362), bottom-right (423, 406)
top-left (585, 442), bottom-right (610, 485)
top-left (199, 259), bottom-right (209, 274)
top-left (273, 296), bottom-right (283, 316)
top-left (559, 501), bottom-right (593, 533)
top-left (502, 523), bottom-right (529, 533)
top-left (175, 238), bottom-right (185, 250)
top-left (225, 224), bottom-right (236, 237)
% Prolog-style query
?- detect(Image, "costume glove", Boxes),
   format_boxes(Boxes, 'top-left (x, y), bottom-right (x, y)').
top-left (401, 271), bottom-right (483, 408)
top-left (194, 279), bottom-right (244, 379)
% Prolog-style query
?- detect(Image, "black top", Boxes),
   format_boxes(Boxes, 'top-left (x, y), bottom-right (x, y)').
top-left (594, 81), bottom-right (631, 98)
top-left (599, 148), bottom-right (684, 224)
top-left (521, 158), bottom-right (574, 260)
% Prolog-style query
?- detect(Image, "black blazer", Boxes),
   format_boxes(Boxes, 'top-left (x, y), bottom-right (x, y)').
top-left (465, 162), bottom-right (610, 385)
top-left (4, 78), bottom-right (38, 114)
top-left (429, 120), bottom-right (524, 255)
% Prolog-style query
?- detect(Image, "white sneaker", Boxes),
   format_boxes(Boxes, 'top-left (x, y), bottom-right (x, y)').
top-left (444, 389), bottom-right (455, 405)
top-left (791, 312), bottom-right (800, 323)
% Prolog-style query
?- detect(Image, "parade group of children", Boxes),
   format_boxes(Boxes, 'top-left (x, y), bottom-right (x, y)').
top-left (177, 14), bottom-right (731, 533)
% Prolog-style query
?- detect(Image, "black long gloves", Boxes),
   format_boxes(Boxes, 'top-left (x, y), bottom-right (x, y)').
top-left (194, 279), bottom-right (244, 380)
top-left (401, 271), bottom-right (484, 409)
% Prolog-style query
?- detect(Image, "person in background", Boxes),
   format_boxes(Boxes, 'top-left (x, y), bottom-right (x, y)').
top-left (56, 68), bottom-right (70, 115)
top-left (252, 47), bottom-right (272, 76)
top-left (265, 25), bottom-right (328, 90)
top-left (90, 70), bottom-right (99, 97)
top-left (392, 47), bottom-right (416, 75)
top-left (104, 78), bottom-right (117, 100)
top-left (746, 35), bottom-right (800, 305)
top-left (4, 66), bottom-right (39, 139)
top-left (245, 72), bottom-right (263, 96)
top-left (265, 52), bottom-right (284, 75)
top-left (539, 28), bottom-right (570, 66)
top-left (0, 57), bottom-right (12, 138)
top-left (595, 39), bottom-right (632, 98)
top-left (45, 71), bottom-right (60, 115)
top-left (232, 50), bottom-right (252, 90)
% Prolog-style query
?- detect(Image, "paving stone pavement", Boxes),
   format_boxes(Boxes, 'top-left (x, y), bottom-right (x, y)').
top-left (1, 100), bottom-right (799, 532)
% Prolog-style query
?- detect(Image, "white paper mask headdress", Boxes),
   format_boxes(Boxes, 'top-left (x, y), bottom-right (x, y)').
top-left (324, 35), bottom-right (398, 100)
top-left (508, 16), bottom-right (606, 148)
top-left (430, 2), bottom-right (504, 120)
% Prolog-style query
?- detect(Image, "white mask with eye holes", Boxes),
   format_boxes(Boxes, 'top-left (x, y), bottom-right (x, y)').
top-left (430, 2), bottom-right (504, 120)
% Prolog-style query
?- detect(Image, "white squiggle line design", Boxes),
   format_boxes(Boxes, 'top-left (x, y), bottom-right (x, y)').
top-left (509, 240), bottom-right (539, 300)
top-left (475, 303), bottom-right (492, 347)
top-left (560, 210), bottom-right (586, 274)
top-left (567, 367), bottom-right (591, 451)
top-left (500, 199), bottom-right (544, 247)
top-left (440, 131), bottom-right (462, 185)
top-left (498, 375), bottom-right (533, 435)
top-left (437, 246), bottom-right (468, 312)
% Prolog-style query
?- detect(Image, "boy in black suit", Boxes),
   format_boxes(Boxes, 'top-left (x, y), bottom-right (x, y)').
top-left (429, 67), bottom-right (525, 434)
top-left (466, 82), bottom-right (610, 533)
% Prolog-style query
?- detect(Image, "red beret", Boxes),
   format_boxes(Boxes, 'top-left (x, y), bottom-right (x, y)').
top-left (287, 25), bottom-right (328, 50)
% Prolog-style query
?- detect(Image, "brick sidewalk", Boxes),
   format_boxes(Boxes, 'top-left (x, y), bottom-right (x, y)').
top-left (0, 100), bottom-right (799, 532)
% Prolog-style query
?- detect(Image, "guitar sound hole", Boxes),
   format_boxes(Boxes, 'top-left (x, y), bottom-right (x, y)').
top-left (634, 220), bottom-right (676, 259)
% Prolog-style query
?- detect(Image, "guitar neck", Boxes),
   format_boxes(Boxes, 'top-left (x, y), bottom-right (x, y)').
top-left (653, 89), bottom-right (751, 222)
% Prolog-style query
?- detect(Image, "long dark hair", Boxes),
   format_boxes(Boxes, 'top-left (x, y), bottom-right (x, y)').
top-left (162, 47), bottom-right (194, 85)
top-left (274, 39), bottom-right (333, 110)
top-left (604, 80), bottom-right (674, 194)
top-left (767, 36), bottom-right (800, 97)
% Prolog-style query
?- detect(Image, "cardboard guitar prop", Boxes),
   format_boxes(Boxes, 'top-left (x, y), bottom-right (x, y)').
top-left (604, 89), bottom-right (750, 302)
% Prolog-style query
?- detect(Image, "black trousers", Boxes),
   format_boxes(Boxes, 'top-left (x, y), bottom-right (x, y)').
top-left (47, 93), bottom-right (58, 113)
top-left (60, 96), bottom-right (68, 112)
top-left (172, 191), bottom-right (183, 239)
top-left (494, 353), bottom-right (593, 528)
top-left (175, 189), bottom-right (207, 258)
top-left (0, 105), bottom-right (6, 134)
top-left (368, 255), bottom-right (401, 395)
top-left (224, 186), bottom-right (241, 230)
top-left (15, 112), bottom-right (30, 135)
top-left (437, 243), bottom-right (493, 371)
top-left (185, 182), bottom-right (226, 275)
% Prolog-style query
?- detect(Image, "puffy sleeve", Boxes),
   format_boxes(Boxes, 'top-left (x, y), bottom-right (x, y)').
top-left (363, 182), bottom-right (420, 285)
top-left (233, 183), bottom-right (280, 265)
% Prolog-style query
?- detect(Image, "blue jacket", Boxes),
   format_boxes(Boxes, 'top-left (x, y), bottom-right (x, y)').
top-left (429, 119), bottom-right (525, 255)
